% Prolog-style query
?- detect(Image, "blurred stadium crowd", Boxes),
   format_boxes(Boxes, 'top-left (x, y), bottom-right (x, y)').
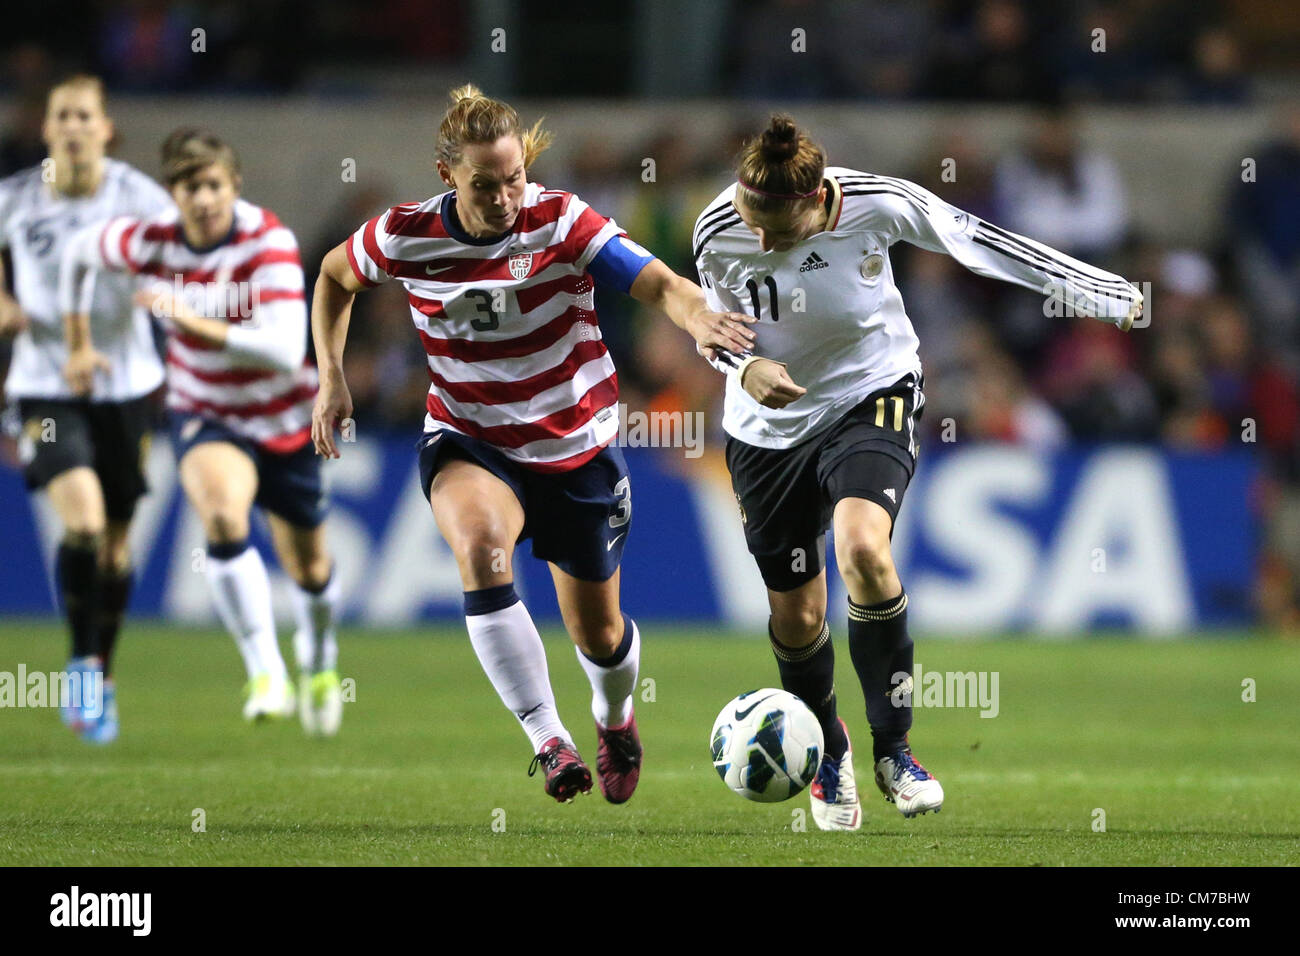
top-left (0, 1), bottom-right (1293, 101)
top-left (3, 0), bottom-right (1300, 627)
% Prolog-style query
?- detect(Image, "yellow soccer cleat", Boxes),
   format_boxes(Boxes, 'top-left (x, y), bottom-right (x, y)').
top-left (242, 672), bottom-right (296, 722)
top-left (298, 670), bottom-right (343, 737)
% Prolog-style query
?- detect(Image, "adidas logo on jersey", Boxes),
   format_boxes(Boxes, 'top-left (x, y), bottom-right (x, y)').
top-left (799, 252), bottom-right (829, 272)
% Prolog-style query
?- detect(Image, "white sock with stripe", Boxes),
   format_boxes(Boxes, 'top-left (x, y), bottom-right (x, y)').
top-left (291, 573), bottom-right (339, 673)
top-left (464, 585), bottom-right (571, 754)
top-left (574, 614), bottom-right (640, 728)
top-left (204, 542), bottom-right (286, 681)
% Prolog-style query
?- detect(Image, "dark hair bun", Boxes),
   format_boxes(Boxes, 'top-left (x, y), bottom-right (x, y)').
top-left (759, 114), bottom-right (800, 163)
top-left (160, 127), bottom-right (202, 163)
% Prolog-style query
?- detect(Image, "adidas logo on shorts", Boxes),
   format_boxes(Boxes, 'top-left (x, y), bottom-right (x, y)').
top-left (799, 252), bottom-right (829, 273)
top-left (883, 488), bottom-right (897, 502)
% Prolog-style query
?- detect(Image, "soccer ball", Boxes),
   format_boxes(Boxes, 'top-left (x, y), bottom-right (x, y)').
top-left (709, 688), bottom-right (825, 802)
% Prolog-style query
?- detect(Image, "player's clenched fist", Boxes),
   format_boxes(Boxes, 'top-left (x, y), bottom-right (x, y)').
top-left (739, 357), bottom-right (807, 409)
top-left (62, 346), bottom-right (111, 395)
top-left (1117, 286), bottom-right (1144, 332)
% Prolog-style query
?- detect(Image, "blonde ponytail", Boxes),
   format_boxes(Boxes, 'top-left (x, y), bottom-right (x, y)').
top-left (437, 84), bottom-right (553, 169)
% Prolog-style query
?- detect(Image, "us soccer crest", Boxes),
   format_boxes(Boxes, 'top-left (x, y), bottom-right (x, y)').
top-left (508, 252), bottom-right (533, 280)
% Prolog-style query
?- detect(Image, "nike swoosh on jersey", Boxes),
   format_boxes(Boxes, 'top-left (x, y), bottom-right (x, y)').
top-left (734, 692), bottom-right (778, 721)
top-left (424, 264), bottom-right (455, 276)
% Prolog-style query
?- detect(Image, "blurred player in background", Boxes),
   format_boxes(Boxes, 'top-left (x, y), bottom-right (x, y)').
top-left (694, 115), bottom-right (1143, 830)
top-left (0, 75), bottom-right (171, 743)
top-left (311, 85), bottom-right (755, 803)
top-left (60, 129), bottom-right (344, 735)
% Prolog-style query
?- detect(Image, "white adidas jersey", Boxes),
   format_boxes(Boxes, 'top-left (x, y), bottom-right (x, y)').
top-left (693, 167), bottom-right (1141, 449)
top-left (0, 157), bottom-right (171, 402)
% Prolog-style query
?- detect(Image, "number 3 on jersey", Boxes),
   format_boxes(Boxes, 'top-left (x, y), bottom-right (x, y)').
top-left (465, 288), bottom-right (502, 331)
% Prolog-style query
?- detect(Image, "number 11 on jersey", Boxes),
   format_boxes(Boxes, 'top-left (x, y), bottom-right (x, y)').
top-left (744, 276), bottom-right (780, 322)
top-left (875, 395), bottom-right (903, 430)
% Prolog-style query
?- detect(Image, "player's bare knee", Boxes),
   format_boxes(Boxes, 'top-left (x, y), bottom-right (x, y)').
top-left (204, 507), bottom-right (249, 544)
top-left (62, 527), bottom-right (104, 551)
top-left (450, 525), bottom-right (513, 585)
top-left (296, 554), bottom-right (333, 592)
top-left (838, 537), bottom-right (895, 592)
top-left (61, 500), bottom-right (106, 543)
top-left (771, 602), bottom-right (825, 646)
top-left (102, 536), bottom-right (132, 573)
top-left (571, 616), bottom-right (622, 658)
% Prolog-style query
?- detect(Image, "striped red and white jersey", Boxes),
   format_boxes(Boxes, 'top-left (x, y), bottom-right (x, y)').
top-left (94, 199), bottom-right (316, 454)
top-left (346, 181), bottom-right (626, 473)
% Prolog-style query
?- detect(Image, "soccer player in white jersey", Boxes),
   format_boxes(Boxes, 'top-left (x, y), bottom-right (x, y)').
top-left (0, 75), bottom-right (172, 743)
top-left (693, 116), bottom-right (1144, 830)
top-left (311, 85), bottom-right (756, 804)
top-left (61, 129), bottom-right (344, 735)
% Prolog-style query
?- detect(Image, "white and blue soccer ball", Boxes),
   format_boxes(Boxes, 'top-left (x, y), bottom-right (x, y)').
top-left (710, 688), bottom-right (825, 803)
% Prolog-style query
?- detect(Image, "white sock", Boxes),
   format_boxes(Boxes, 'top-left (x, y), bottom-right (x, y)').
top-left (204, 543), bottom-right (286, 680)
top-left (575, 614), bottom-right (640, 728)
top-left (291, 574), bottom-right (339, 673)
top-left (464, 591), bottom-right (571, 754)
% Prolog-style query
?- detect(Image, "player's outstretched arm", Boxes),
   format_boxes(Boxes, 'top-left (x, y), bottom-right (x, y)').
top-left (874, 178), bottom-right (1144, 330)
top-left (627, 258), bottom-right (758, 357)
top-left (310, 242), bottom-right (366, 459)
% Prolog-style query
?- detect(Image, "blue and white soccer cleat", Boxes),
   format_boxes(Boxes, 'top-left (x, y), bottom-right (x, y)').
top-left (810, 718), bottom-right (862, 831)
top-left (81, 680), bottom-right (118, 745)
top-left (874, 748), bottom-right (944, 818)
top-left (60, 656), bottom-right (102, 732)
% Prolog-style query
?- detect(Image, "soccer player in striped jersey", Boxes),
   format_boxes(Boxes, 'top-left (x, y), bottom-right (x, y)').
top-left (693, 115), bottom-right (1143, 830)
top-left (311, 85), bottom-right (756, 804)
top-left (60, 129), bottom-right (344, 735)
top-left (0, 75), bottom-right (172, 743)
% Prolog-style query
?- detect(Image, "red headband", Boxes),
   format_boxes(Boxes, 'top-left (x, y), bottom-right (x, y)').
top-left (738, 178), bottom-right (820, 200)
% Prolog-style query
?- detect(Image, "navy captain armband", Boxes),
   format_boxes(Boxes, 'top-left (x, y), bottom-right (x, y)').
top-left (588, 235), bottom-right (656, 293)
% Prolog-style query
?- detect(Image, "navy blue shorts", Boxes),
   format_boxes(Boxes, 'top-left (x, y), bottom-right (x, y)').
top-left (417, 428), bottom-right (631, 582)
top-left (171, 414), bottom-right (328, 530)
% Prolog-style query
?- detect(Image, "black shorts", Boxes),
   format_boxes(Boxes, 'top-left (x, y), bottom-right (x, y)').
top-left (418, 428), bottom-right (631, 583)
top-left (725, 373), bottom-right (924, 592)
top-left (16, 395), bottom-right (157, 521)
top-left (170, 414), bottom-right (329, 530)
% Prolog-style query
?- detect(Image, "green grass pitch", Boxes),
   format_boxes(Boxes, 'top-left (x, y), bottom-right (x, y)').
top-left (1, 622), bottom-right (1296, 866)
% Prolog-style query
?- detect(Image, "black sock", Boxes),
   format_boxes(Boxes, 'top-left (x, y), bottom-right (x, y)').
top-left (846, 591), bottom-right (913, 761)
top-left (97, 568), bottom-right (133, 678)
top-left (57, 542), bottom-right (103, 660)
top-left (207, 539), bottom-right (250, 560)
top-left (769, 619), bottom-right (849, 761)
